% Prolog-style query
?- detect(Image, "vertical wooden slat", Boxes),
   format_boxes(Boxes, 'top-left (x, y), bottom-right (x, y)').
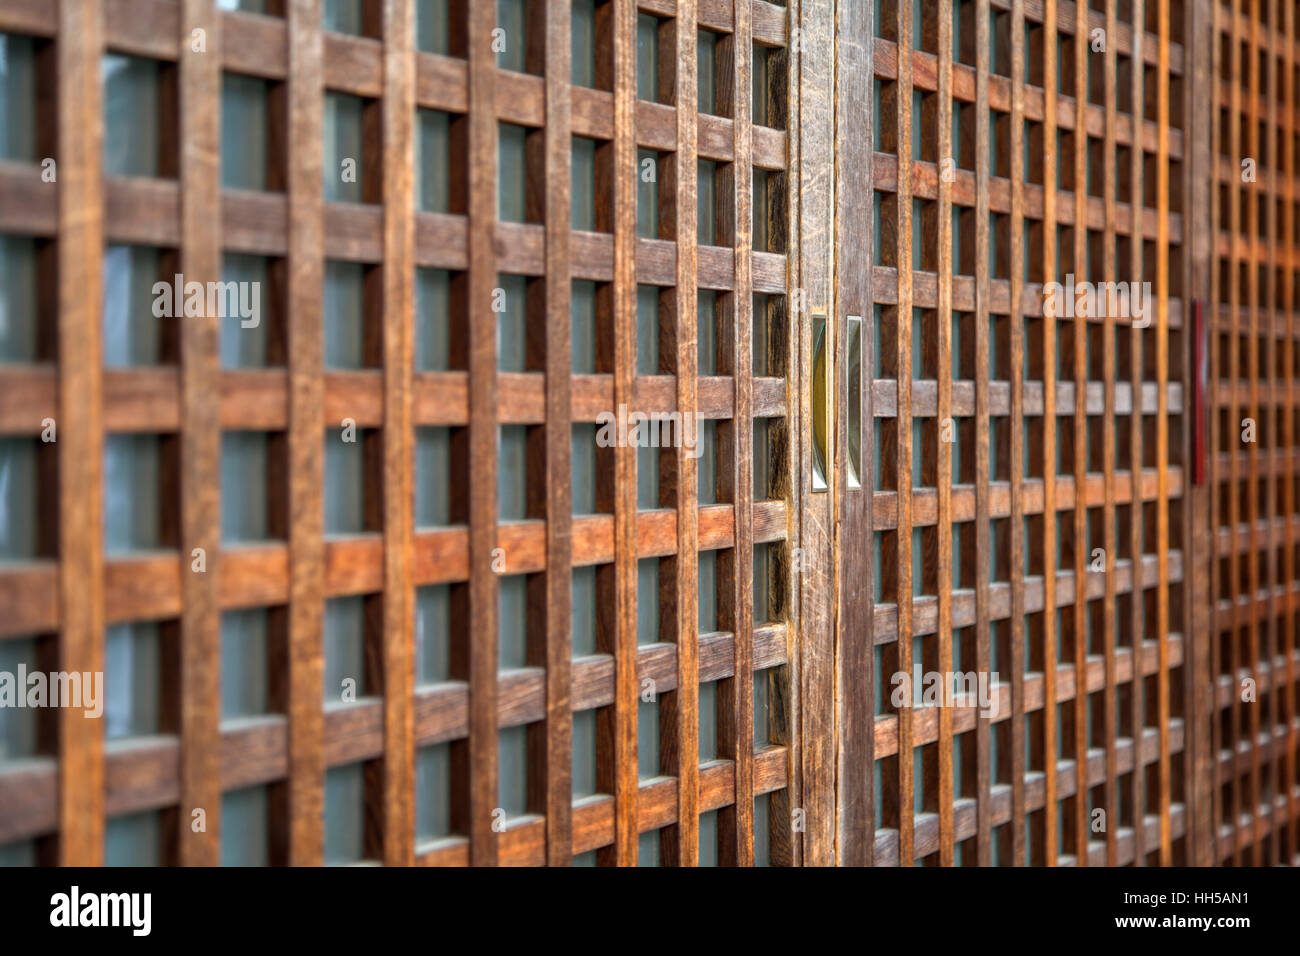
top-left (539, 0), bottom-right (575, 868)
top-left (1041, 0), bottom-right (1059, 867)
top-left (833, 0), bottom-right (874, 868)
top-left (1155, 0), bottom-right (1172, 865)
top-left (178, 0), bottom-right (222, 867)
top-left (1100, 0), bottom-right (1119, 868)
top-left (974, 0), bottom-right (992, 866)
top-left (56, 0), bottom-right (104, 866)
top-left (1008, 0), bottom-right (1026, 868)
top-left (894, 0), bottom-right (915, 868)
top-left (661, 0), bottom-right (700, 867)
top-left (600, 0), bottom-right (635, 866)
top-left (718, 0), bottom-right (755, 868)
top-left (380, 0), bottom-right (416, 867)
top-left (285, 0), bottom-right (325, 867)
top-left (464, 0), bottom-right (500, 867)
top-left (937, 0), bottom-right (955, 868)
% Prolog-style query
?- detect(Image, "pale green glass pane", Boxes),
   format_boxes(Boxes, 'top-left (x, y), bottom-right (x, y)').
top-left (416, 743), bottom-right (450, 840)
top-left (698, 549), bottom-right (716, 632)
top-left (571, 422), bottom-right (596, 515)
top-left (221, 785), bottom-right (268, 866)
top-left (572, 0), bottom-right (596, 87)
top-left (637, 442), bottom-right (657, 510)
top-left (498, 725), bottom-right (527, 815)
top-left (324, 0), bottom-right (363, 35)
top-left (638, 697), bottom-right (658, 777)
top-left (754, 794), bottom-right (770, 866)
top-left (498, 574), bottom-right (526, 669)
top-left (221, 254), bottom-right (270, 368)
top-left (105, 812), bottom-right (160, 866)
top-left (102, 55), bottom-right (158, 177)
top-left (572, 280), bottom-right (596, 373)
top-left (221, 608), bottom-right (267, 718)
top-left (572, 136), bottom-right (596, 230)
top-left (415, 268), bottom-right (451, 370)
top-left (574, 851), bottom-right (597, 866)
top-left (0, 841), bottom-right (36, 865)
top-left (415, 426), bottom-right (450, 527)
top-left (698, 161), bottom-right (716, 245)
top-left (324, 763), bottom-right (364, 864)
top-left (222, 73), bottom-right (267, 190)
top-left (104, 435), bottom-right (160, 553)
top-left (0, 34), bottom-right (36, 161)
top-left (415, 584), bottom-right (450, 684)
top-left (697, 289), bottom-right (716, 374)
top-left (698, 680), bottom-right (716, 760)
top-left (217, 0), bottom-right (266, 11)
top-left (105, 622), bottom-right (160, 739)
top-left (753, 418), bottom-right (769, 500)
top-left (572, 708), bottom-right (597, 797)
top-left (637, 558), bottom-right (657, 645)
top-left (637, 14), bottom-right (658, 102)
top-left (636, 285), bottom-right (658, 373)
top-left (103, 245), bottom-right (161, 367)
top-left (324, 429), bottom-right (364, 535)
top-left (497, 273), bottom-right (527, 371)
top-left (0, 236), bottom-right (37, 361)
top-left (496, 0), bottom-right (526, 72)
top-left (699, 810), bottom-right (718, 865)
top-left (572, 564), bottom-right (596, 656)
top-left (636, 149), bottom-right (658, 238)
top-left (751, 44), bottom-right (766, 127)
top-left (324, 91), bottom-right (364, 202)
top-left (324, 596), bottom-right (366, 703)
top-left (697, 31), bottom-right (716, 114)
top-left (753, 667), bottom-right (770, 746)
top-left (498, 424), bottom-right (526, 521)
top-left (638, 828), bottom-right (659, 865)
top-left (416, 0), bottom-right (449, 54)
top-left (417, 109), bottom-right (450, 212)
top-left (324, 260), bottom-right (366, 368)
top-left (222, 432), bottom-right (268, 543)
top-left (0, 637), bottom-right (38, 757)
top-left (498, 123), bottom-right (527, 221)
top-left (0, 438), bottom-right (36, 559)
top-left (697, 419), bottom-right (716, 505)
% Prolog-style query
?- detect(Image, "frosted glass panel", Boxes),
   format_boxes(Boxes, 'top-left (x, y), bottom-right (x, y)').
top-left (324, 596), bottom-right (365, 703)
top-left (496, 273), bottom-right (527, 371)
top-left (102, 55), bottom-right (158, 177)
top-left (222, 432), bottom-right (269, 542)
top-left (497, 124), bottom-right (527, 221)
top-left (754, 793), bottom-right (770, 865)
top-left (497, 725), bottom-right (526, 814)
top-left (697, 32), bottom-right (716, 114)
top-left (324, 428), bottom-right (364, 535)
top-left (697, 290), bottom-right (716, 374)
top-left (572, 281), bottom-right (595, 373)
top-left (0, 637), bottom-right (38, 758)
top-left (571, 565), bottom-right (596, 656)
top-left (105, 622), bottom-right (160, 739)
top-left (638, 828), bottom-right (659, 866)
top-left (0, 236), bottom-right (37, 361)
top-left (637, 443), bottom-right (657, 510)
top-left (754, 668), bottom-right (770, 746)
top-left (324, 260), bottom-right (366, 368)
top-left (415, 584), bottom-right (450, 684)
top-left (697, 419), bottom-right (716, 505)
top-left (105, 812), bottom-right (160, 866)
top-left (324, 92), bottom-right (364, 202)
top-left (572, 708), bottom-right (596, 797)
top-left (0, 34), bottom-right (36, 160)
top-left (221, 785), bottom-right (268, 866)
top-left (699, 810), bottom-right (718, 865)
top-left (637, 558), bottom-right (657, 644)
top-left (0, 438), bottom-right (36, 559)
top-left (571, 423), bottom-right (595, 515)
top-left (324, 763), bottom-right (364, 864)
top-left (498, 575), bottom-right (526, 670)
top-left (697, 161), bottom-right (715, 245)
top-left (104, 434), bottom-right (160, 553)
top-left (417, 109), bottom-right (449, 211)
top-left (220, 254), bottom-right (270, 367)
top-left (572, 136), bottom-right (596, 230)
top-left (416, 0), bottom-right (449, 54)
top-left (496, 0), bottom-right (526, 72)
top-left (416, 743), bottom-right (450, 840)
top-left (636, 149), bottom-right (657, 238)
top-left (103, 245), bottom-right (161, 367)
top-left (415, 427), bottom-right (450, 527)
top-left (221, 609), bottom-right (268, 719)
top-left (221, 73), bottom-right (267, 190)
top-left (415, 268), bottom-right (451, 370)
top-left (498, 425), bottom-right (526, 521)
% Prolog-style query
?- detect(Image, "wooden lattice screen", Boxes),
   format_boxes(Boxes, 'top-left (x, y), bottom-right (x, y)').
top-left (0, 0), bottom-right (1291, 869)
